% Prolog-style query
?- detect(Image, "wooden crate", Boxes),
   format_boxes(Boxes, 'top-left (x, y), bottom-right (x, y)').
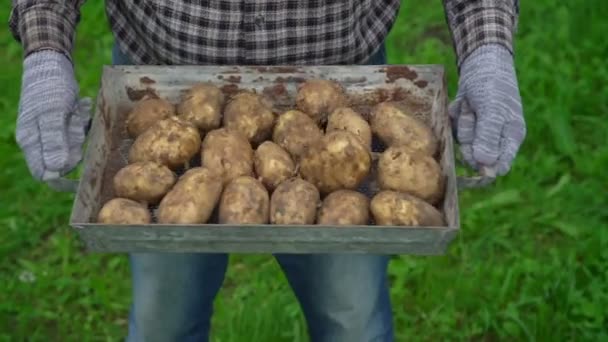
top-left (69, 64), bottom-right (468, 255)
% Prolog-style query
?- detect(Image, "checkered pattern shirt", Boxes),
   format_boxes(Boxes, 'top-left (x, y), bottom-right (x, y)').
top-left (9, 0), bottom-right (519, 68)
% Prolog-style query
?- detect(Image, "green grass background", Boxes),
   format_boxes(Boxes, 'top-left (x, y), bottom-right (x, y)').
top-left (1, 1), bottom-right (607, 341)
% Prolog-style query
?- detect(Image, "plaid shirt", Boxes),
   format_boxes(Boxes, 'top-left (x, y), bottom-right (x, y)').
top-left (9, 0), bottom-right (519, 68)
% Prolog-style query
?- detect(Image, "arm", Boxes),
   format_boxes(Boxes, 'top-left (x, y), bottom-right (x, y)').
top-left (9, 0), bottom-right (86, 60)
top-left (9, 1), bottom-right (90, 188)
top-left (444, 0), bottom-right (525, 177)
top-left (443, 0), bottom-right (519, 69)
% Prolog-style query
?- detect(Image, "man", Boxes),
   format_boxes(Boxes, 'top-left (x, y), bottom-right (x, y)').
top-left (9, 1), bottom-right (526, 341)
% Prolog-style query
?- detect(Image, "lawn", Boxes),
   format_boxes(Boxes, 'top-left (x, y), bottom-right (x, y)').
top-left (1, 1), bottom-right (607, 341)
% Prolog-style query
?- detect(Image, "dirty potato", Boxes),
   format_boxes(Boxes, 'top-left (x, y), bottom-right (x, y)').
top-left (177, 83), bottom-right (224, 133)
top-left (157, 167), bottom-right (223, 224)
top-left (377, 145), bottom-right (443, 204)
top-left (128, 116), bottom-right (201, 170)
top-left (300, 130), bottom-right (371, 194)
top-left (97, 198), bottom-right (151, 224)
top-left (272, 110), bottom-right (323, 160)
top-left (126, 97), bottom-right (176, 138)
top-left (223, 91), bottom-right (276, 145)
top-left (201, 128), bottom-right (254, 185)
top-left (113, 162), bottom-right (176, 204)
top-left (218, 176), bottom-right (270, 224)
top-left (254, 141), bottom-right (296, 191)
top-left (371, 101), bottom-right (438, 155)
top-left (270, 178), bottom-right (320, 225)
top-left (370, 190), bottom-right (445, 226)
top-left (317, 190), bottom-right (370, 225)
top-left (326, 107), bottom-right (372, 150)
top-left (295, 79), bottom-right (348, 123)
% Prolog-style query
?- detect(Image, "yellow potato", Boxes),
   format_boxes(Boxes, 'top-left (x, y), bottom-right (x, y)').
top-left (177, 83), bottom-right (224, 133)
top-left (272, 110), bottom-right (323, 160)
top-left (97, 198), bottom-right (151, 224)
top-left (270, 178), bottom-right (320, 225)
top-left (295, 79), bottom-right (348, 123)
top-left (201, 128), bottom-right (254, 185)
top-left (300, 130), bottom-right (371, 194)
top-left (218, 176), bottom-right (270, 224)
top-left (157, 167), bottom-right (223, 224)
top-left (223, 91), bottom-right (276, 144)
top-left (371, 101), bottom-right (438, 155)
top-left (128, 116), bottom-right (201, 170)
top-left (370, 191), bottom-right (445, 226)
top-left (113, 162), bottom-right (176, 204)
top-left (126, 97), bottom-right (176, 138)
top-left (326, 107), bottom-right (372, 150)
top-left (317, 190), bottom-right (370, 225)
top-left (254, 141), bottom-right (296, 191)
top-left (377, 145), bottom-right (444, 204)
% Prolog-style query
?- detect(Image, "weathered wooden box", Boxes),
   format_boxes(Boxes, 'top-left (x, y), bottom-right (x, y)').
top-left (69, 65), bottom-right (465, 255)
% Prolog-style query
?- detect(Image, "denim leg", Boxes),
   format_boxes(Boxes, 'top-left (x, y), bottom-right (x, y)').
top-left (275, 254), bottom-right (393, 342)
top-left (365, 44), bottom-right (388, 66)
top-left (126, 253), bottom-right (229, 342)
top-left (112, 44), bottom-right (134, 65)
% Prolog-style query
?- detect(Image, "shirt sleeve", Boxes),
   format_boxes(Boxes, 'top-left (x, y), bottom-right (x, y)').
top-left (443, 0), bottom-right (520, 69)
top-left (9, 0), bottom-right (86, 60)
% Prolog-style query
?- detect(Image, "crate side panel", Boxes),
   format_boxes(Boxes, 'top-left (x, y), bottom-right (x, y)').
top-left (434, 73), bottom-right (460, 230)
top-left (70, 74), bottom-right (115, 224)
top-left (77, 224), bottom-right (453, 254)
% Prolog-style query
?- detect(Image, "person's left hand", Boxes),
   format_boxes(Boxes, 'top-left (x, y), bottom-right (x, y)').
top-left (449, 44), bottom-right (526, 177)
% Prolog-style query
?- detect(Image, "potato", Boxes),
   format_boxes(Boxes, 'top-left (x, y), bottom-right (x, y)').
top-left (254, 141), bottom-right (296, 191)
top-left (317, 190), bottom-right (370, 225)
top-left (128, 116), bottom-right (201, 170)
top-left (377, 146), bottom-right (443, 204)
top-left (270, 178), bottom-right (320, 225)
top-left (300, 130), bottom-right (371, 194)
top-left (370, 191), bottom-right (445, 226)
top-left (272, 110), bottom-right (323, 160)
top-left (371, 101), bottom-right (438, 155)
top-left (97, 198), bottom-right (151, 224)
top-left (157, 167), bottom-right (223, 224)
top-left (223, 91), bottom-right (275, 145)
top-left (201, 128), bottom-right (254, 185)
top-left (295, 79), bottom-right (348, 123)
top-left (113, 162), bottom-right (176, 204)
top-left (326, 107), bottom-right (372, 150)
top-left (177, 83), bottom-right (224, 133)
top-left (218, 176), bottom-right (269, 224)
top-left (126, 97), bottom-right (175, 138)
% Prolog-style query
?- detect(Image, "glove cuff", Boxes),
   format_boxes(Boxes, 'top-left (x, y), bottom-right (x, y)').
top-left (23, 49), bottom-right (75, 82)
top-left (460, 44), bottom-right (515, 83)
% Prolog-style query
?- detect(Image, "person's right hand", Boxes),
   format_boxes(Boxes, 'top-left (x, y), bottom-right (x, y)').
top-left (16, 50), bottom-right (91, 188)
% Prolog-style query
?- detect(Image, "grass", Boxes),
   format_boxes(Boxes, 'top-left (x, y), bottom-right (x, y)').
top-left (1, 1), bottom-right (607, 341)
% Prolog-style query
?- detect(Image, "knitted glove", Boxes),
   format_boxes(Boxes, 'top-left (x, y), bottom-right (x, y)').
top-left (449, 44), bottom-right (526, 176)
top-left (16, 50), bottom-right (91, 186)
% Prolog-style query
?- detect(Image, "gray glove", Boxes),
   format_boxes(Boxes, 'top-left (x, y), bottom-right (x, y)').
top-left (16, 50), bottom-right (91, 189)
top-left (449, 44), bottom-right (526, 176)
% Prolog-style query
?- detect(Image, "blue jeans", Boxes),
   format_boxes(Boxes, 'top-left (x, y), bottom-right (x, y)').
top-left (113, 44), bottom-right (393, 342)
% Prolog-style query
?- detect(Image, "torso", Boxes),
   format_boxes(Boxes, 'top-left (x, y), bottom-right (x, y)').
top-left (106, 0), bottom-right (401, 65)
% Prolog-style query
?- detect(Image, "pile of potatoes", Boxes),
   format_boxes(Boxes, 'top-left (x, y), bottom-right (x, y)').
top-left (98, 79), bottom-right (446, 227)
